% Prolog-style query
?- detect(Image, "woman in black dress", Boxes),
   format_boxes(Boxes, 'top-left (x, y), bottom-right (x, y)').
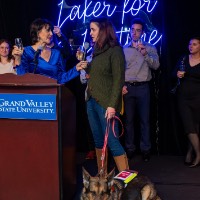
top-left (177, 36), bottom-right (200, 167)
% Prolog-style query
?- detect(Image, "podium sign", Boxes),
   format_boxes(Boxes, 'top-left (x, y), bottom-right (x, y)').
top-left (0, 73), bottom-right (77, 200)
top-left (0, 93), bottom-right (56, 120)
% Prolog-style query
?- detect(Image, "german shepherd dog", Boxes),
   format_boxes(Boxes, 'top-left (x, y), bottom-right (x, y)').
top-left (80, 168), bottom-right (161, 200)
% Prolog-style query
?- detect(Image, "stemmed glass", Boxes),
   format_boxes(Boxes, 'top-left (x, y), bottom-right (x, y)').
top-left (179, 60), bottom-right (185, 77)
top-left (76, 42), bottom-right (90, 61)
top-left (15, 38), bottom-right (23, 49)
top-left (137, 39), bottom-right (143, 45)
top-left (76, 46), bottom-right (85, 61)
top-left (136, 39), bottom-right (143, 50)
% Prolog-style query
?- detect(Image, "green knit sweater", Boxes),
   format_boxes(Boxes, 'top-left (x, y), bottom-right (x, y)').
top-left (87, 44), bottom-right (125, 112)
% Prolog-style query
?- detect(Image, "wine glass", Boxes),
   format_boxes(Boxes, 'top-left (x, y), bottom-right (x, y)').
top-left (76, 46), bottom-right (85, 61)
top-left (136, 39), bottom-right (143, 50)
top-left (137, 39), bottom-right (143, 45)
top-left (15, 38), bottom-right (23, 49)
top-left (179, 60), bottom-right (185, 77)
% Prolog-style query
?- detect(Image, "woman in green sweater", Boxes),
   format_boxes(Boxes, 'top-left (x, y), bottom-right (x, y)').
top-left (86, 17), bottom-right (129, 174)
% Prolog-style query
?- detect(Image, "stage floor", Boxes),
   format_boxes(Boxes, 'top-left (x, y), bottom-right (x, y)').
top-left (73, 153), bottom-right (200, 200)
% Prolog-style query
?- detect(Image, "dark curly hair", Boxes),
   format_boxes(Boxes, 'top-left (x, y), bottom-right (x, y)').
top-left (30, 18), bottom-right (53, 45)
top-left (190, 36), bottom-right (200, 42)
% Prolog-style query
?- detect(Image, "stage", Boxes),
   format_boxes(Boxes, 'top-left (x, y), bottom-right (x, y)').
top-left (73, 152), bottom-right (200, 200)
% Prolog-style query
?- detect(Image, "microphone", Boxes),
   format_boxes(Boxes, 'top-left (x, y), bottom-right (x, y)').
top-left (33, 46), bottom-right (43, 73)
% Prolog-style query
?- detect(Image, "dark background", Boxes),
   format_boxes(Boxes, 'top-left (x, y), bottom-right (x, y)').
top-left (0, 0), bottom-right (199, 155)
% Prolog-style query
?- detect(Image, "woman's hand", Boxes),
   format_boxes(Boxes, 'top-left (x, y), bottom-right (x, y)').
top-left (76, 61), bottom-right (88, 71)
top-left (12, 45), bottom-right (23, 65)
top-left (177, 70), bottom-right (185, 78)
top-left (12, 45), bottom-right (23, 56)
top-left (105, 107), bottom-right (116, 120)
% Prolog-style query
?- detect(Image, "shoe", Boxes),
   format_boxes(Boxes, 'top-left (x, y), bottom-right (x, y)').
top-left (126, 150), bottom-right (135, 160)
top-left (184, 157), bottom-right (193, 166)
top-left (184, 161), bottom-right (193, 166)
top-left (85, 150), bottom-right (96, 160)
top-left (189, 161), bottom-right (200, 168)
top-left (142, 151), bottom-right (150, 162)
top-left (184, 152), bottom-right (193, 166)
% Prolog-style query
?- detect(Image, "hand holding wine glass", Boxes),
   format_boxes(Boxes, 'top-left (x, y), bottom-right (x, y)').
top-left (136, 39), bottom-right (147, 56)
top-left (76, 46), bottom-right (85, 61)
top-left (136, 39), bottom-right (142, 46)
top-left (76, 42), bottom-right (90, 61)
top-left (12, 38), bottom-right (23, 65)
top-left (177, 60), bottom-right (186, 78)
top-left (15, 38), bottom-right (23, 50)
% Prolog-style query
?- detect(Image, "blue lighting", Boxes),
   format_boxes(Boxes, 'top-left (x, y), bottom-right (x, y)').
top-left (81, 29), bottom-right (88, 46)
top-left (57, 0), bottom-right (162, 46)
top-left (57, 0), bottom-right (64, 27)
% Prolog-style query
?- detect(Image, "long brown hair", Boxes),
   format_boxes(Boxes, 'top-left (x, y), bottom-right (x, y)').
top-left (0, 39), bottom-right (13, 62)
top-left (90, 17), bottom-right (120, 49)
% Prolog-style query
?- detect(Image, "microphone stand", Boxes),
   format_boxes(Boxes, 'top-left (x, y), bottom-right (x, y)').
top-left (33, 47), bottom-right (43, 74)
top-left (33, 58), bottom-right (39, 74)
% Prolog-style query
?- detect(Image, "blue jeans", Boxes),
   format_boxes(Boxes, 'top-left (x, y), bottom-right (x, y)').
top-left (87, 97), bottom-right (125, 156)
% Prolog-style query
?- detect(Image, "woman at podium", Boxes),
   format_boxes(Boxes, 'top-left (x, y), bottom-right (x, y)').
top-left (12, 18), bottom-right (87, 84)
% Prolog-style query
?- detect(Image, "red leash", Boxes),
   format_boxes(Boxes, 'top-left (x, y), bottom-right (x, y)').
top-left (100, 116), bottom-right (124, 173)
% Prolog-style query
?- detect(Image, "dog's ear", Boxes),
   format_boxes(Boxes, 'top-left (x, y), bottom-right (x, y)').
top-left (106, 168), bottom-right (115, 180)
top-left (82, 167), bottom-right (91, 189)
top-left (106, 168), bottom-right (115, 189)
top-left (141, 183), bottom-right (160, 200)
top-left (141, 184), bottom-right (151, 200)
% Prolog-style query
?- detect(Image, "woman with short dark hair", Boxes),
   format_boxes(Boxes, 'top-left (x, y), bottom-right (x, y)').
top-left (177, 36), bottom-right (200, 167)
top-left (12, 18), bottom-right (87, 83)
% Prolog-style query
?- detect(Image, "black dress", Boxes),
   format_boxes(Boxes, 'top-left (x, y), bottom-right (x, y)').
top-left (177, 55), bottom-right (200, 134)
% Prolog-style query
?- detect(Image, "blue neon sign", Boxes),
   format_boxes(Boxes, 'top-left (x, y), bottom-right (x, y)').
top-left (57, 0), bottom-right (162, 46)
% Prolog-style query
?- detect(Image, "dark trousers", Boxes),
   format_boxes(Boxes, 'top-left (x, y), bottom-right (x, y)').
top-left (124, 83), bottom-right (151, 152)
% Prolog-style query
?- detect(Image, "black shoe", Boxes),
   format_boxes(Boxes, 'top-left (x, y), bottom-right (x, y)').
top-left (126, 150), bottom-right (135, 159)
top-left (184, 152), bottom-right (194, 166)
top-left (189, 159), bottom-right (200, 168)
top-left (184, 161), bottom-right (193, 166)
top-left (189, 162), bottom-right (200, 168)
top-left (142, 151), bottom-right (150, 162)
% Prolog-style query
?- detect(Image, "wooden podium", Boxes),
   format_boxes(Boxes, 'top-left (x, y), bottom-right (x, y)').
top-left (0, 73), bottom-right (76, 200)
